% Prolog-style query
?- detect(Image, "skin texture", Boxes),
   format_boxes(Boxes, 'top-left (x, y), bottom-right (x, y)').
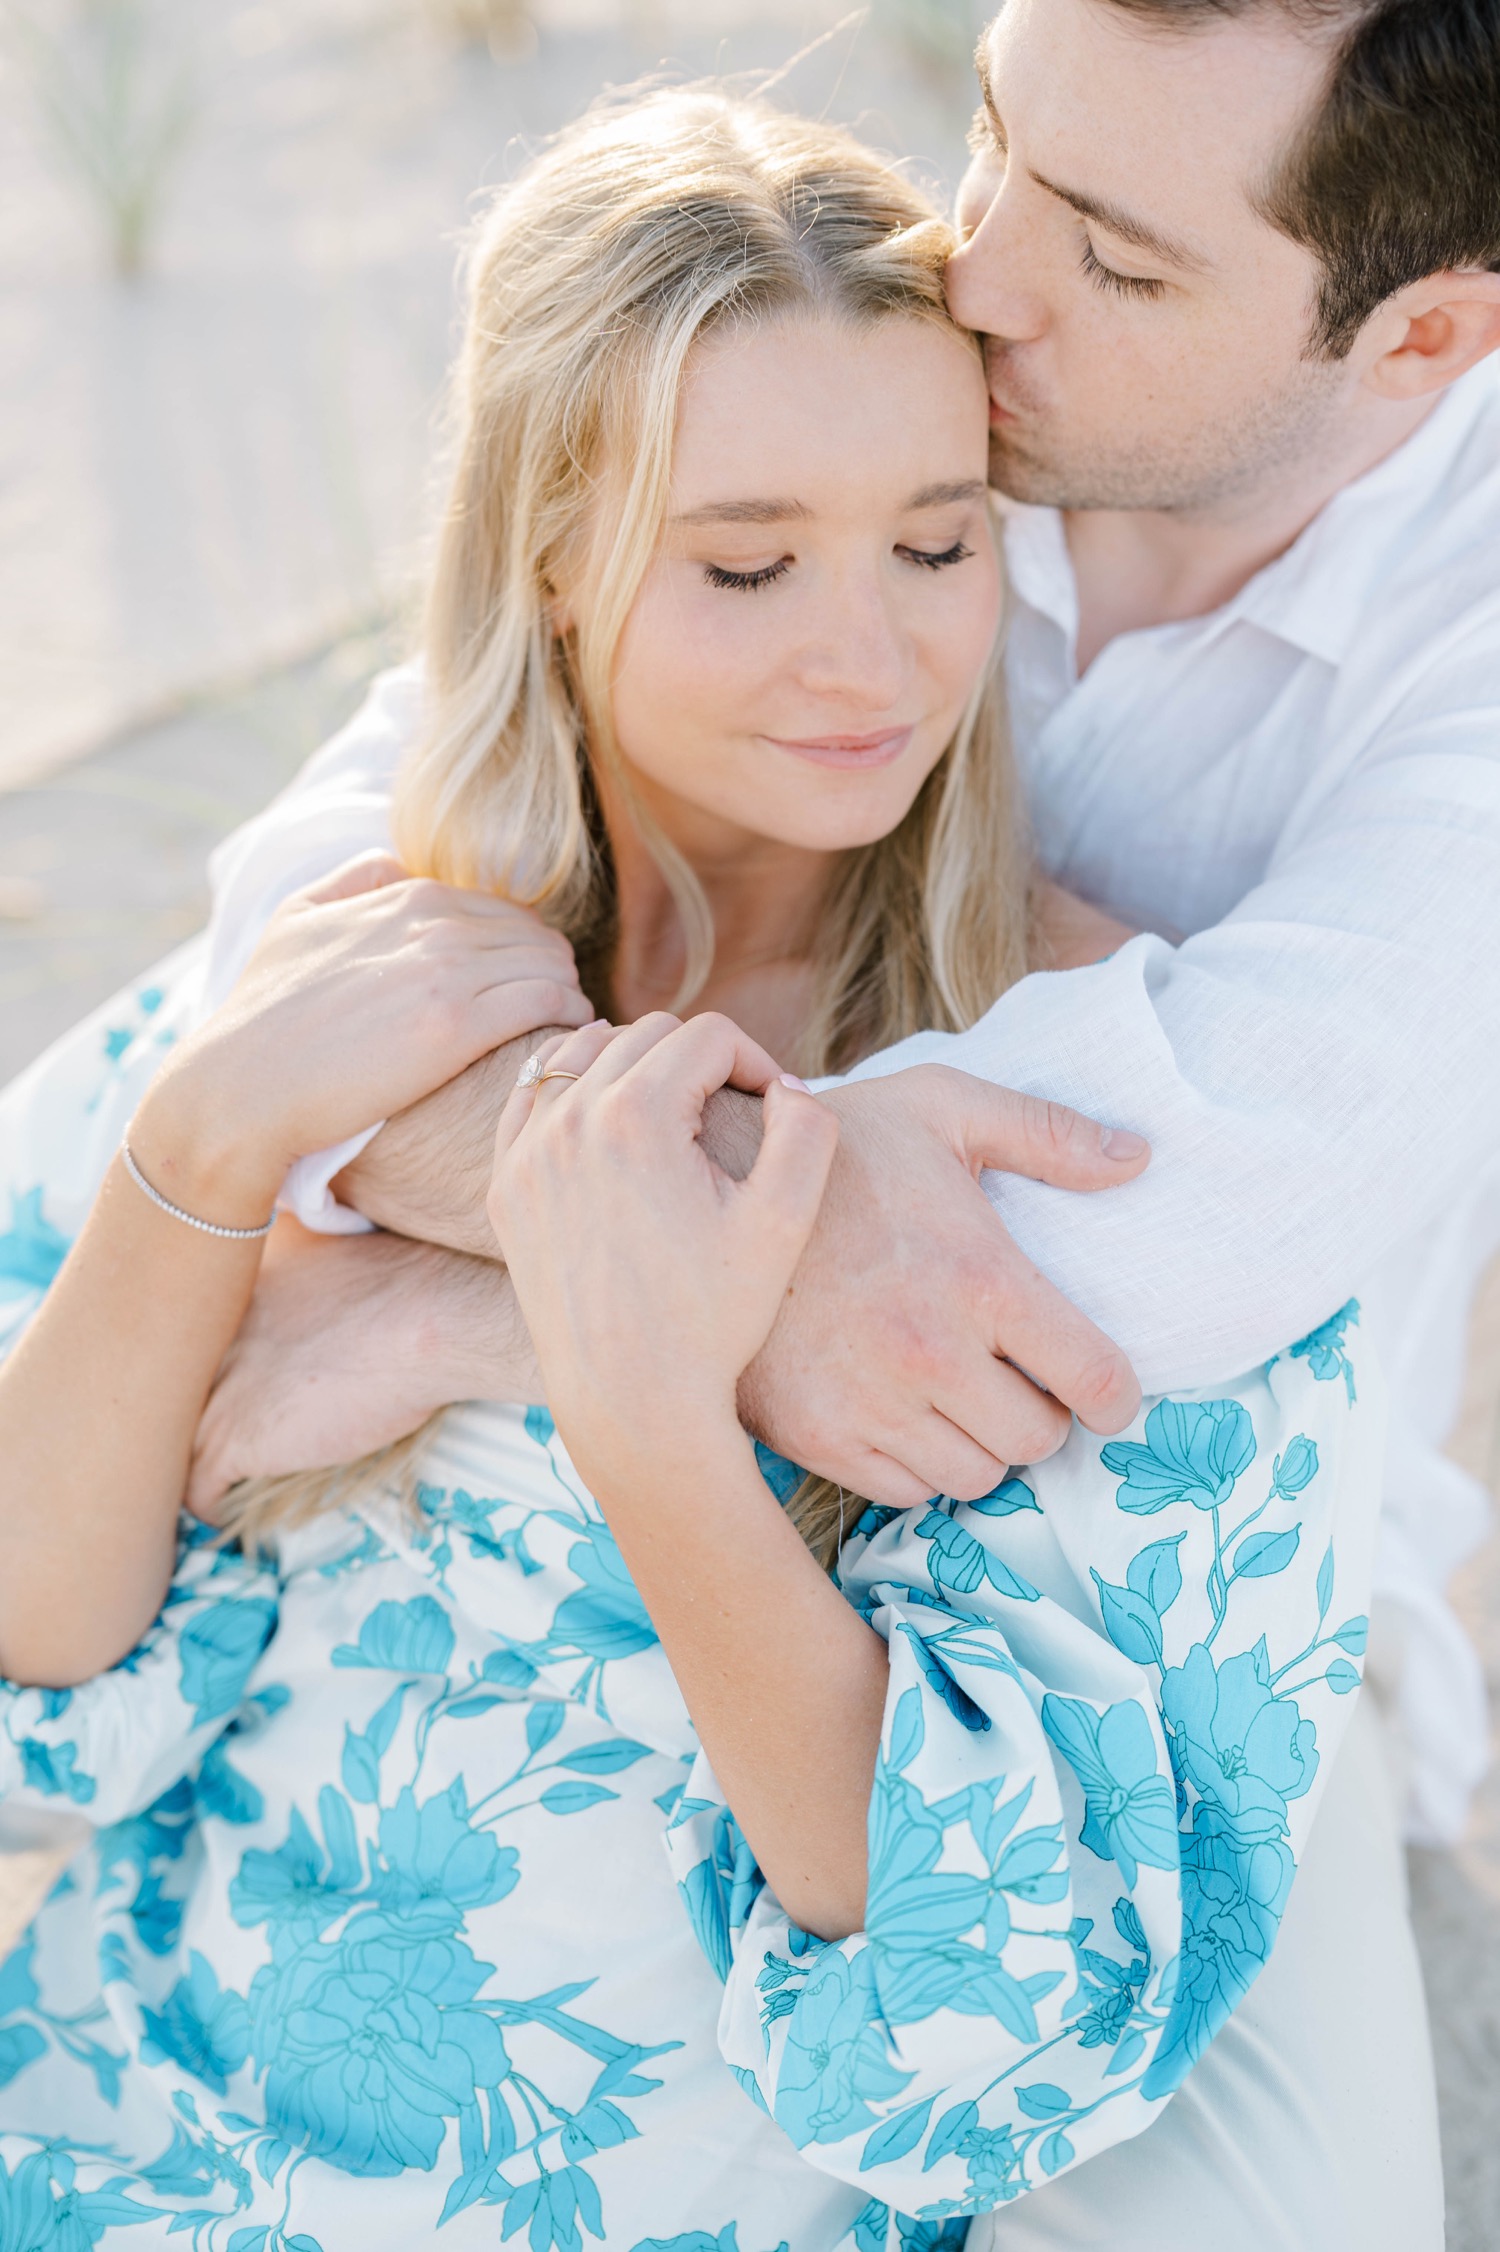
top-left (949, 0), bottom-right (1500, 662)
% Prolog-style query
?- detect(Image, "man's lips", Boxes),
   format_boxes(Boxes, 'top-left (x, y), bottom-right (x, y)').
top-left (764, 726), bottom-right (914, 771)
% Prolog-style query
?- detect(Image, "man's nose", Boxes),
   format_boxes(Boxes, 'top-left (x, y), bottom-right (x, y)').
top-left (946, 163), bottom-right (1049, 346)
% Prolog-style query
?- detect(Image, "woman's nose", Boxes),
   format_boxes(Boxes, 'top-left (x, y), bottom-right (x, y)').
top-left (795, 578), bottom-right (912, 712)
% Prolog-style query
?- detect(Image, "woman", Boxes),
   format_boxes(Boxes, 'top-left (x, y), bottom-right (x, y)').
top-left (0, 91), bottom-right (1376, 2248)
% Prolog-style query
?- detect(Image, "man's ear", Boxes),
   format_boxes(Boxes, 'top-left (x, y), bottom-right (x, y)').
top-left (1360, 270), bottom-right (1500, 404)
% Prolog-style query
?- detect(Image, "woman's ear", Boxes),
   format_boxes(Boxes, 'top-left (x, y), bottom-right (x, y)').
top-left (1360, 270), bottom-right (1500, 404)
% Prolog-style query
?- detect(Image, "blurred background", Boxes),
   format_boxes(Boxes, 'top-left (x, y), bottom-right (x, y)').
top-left (0, 4), bottom-right (1496, 2243)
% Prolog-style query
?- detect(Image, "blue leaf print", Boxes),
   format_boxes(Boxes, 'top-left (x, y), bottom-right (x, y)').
top-left (1100, 1398), bottom-right (1257, 1513)
top-left (556, 1739), bottom-right (653, 1775)
top-left (894, 1625), bottom-right (992, 1734)
top-left (1330, 1616), bottom-right (1368, 1654)
top-left (861, 2096), bottom-right (934, 2169)
top-left (969, 1478), bottom-right (1040, 1517)
top-left (915, 1510), bottom-right (1039, 1602)
top-left (0, 2023), bottom-right (45, 2089)
top-left (1231, 1527), bottom-right (1300, 1580)
top-left (923, 2099), bottom-right (978, 2170)
top-left (1125, 1535), bottom-right (1184, 1617)
top-left (1015, 2081), bottom-right (1069, 2120)
top-left (524, 1405), bottom-right (557, 1446)
top-left (1039, 2129), bottom-right (1075, 2175)
top-left (527, 1701), bottom-right (566, 1754)
top-left (0, 1186), bottom-right (70, 1297)
top-left (330, 1595), bottom-right (454, 1673)
top-left (178, 1597), bottom-right (277, 1723)
top-left (1089, 1572), bottom-right (1163, 1668)
top-left (1315, 1542), bottom-right (1335, 1621)
top-left (1326, 1659), bottom-right (1361, 1694)
top-left (887, 1688), bottom-right (925, 1775)
top-left (541, 1780), bottom-right (618, 1816)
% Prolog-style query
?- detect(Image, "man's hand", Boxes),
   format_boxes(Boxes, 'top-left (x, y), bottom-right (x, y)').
top-left (187, 1219), bottom-right (540, 1520)
top-left (333, 1043), bottom-right (1148, 1501)
top-left (738, 1066), bottom-right (1149, 1505)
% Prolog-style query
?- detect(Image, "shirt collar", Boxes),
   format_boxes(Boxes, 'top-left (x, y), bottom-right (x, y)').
top-left (998, 356), bottom-right (1500, 671)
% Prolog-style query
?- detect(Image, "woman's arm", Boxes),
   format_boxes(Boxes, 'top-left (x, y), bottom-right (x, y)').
top-left (0, 856), bottom-right (592, 1688)
top-left (487, 1010), bottom-right (889, 1939)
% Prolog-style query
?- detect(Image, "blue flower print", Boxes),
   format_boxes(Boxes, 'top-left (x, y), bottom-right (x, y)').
top-left (547, 1526), bottom-right (657, 1663)
top-left (1145, 1817), bottom-right (1294, 2099)
top-left (1040, 1697), bottom-right (1179, 1887)
top-left (0, 1187), bottom-right (70, 1299)
top-left (177, 1597), bottom-right (277, 1724)
top-left (1287, 1300), bottom-right (1361, 1405)
top-left (369, 1781), bottom-right (519, 1929)
top-left (254, 1923), bottom-right (507, 2176)
top-left (139, 1950), bottom-right (252, 2094)
top-left (0, 2149), bottom-right (159, 2247)
top-left (0, 1942), bottom-right (46, 2091)
top-left (774, 1949), bottom-right (914, 2147)
top-left (1100, 1399), bottom-right (1257, 1514)
top-left (331, 1596), bottom-right (454, 1674)
top-left (16, 1736), bottom-right (94, 1803)
top-left (1160, 1645), bottom-right (1317, 1846)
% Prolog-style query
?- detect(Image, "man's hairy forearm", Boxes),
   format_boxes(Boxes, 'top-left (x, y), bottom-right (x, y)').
top-left (334, 1028), bottom-right (766, 1258)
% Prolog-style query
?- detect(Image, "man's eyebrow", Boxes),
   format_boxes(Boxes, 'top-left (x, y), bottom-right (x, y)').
top-left (669, 498), bottom-right (813, 527)
top-left (974, 47), bottom-right (1209, 275)
top-left (1029, 170), bottom-right (1210, 273)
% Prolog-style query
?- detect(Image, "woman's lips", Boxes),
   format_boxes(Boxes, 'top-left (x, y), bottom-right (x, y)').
top-left (766, 726), bottom-right (914, 771)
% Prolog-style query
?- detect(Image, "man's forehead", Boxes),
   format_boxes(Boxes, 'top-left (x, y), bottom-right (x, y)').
top-left (979, 0), bottom-right (1333, 234)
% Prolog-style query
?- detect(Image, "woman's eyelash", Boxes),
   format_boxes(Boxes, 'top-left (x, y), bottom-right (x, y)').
top-left (901, 540), bottom-right (973, 572)
top-left (1080, 241), bottom-right (1165, 302)
top-left (704, 560), bottom-right (791, 592)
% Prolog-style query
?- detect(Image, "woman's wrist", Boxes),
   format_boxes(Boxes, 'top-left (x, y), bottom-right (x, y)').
top-left (129, 1065), bottom-right (287, 1233)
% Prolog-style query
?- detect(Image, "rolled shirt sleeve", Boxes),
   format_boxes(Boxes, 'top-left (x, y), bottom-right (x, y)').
top-left (664, 1323), bottom-right (1382, 2221)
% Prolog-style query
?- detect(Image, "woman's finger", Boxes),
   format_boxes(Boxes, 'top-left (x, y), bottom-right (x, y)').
top-left (494, 1020), bottom-right (624, 1155)
top-left (611, 1013), bottom-right (788, 1123)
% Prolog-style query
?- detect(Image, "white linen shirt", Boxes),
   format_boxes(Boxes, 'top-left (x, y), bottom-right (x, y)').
top-left (202, 357), bottom-right (1500, 1843)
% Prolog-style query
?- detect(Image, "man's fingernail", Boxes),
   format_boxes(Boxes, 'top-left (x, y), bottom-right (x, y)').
top-left (1102, 1127), bottom-right (1148, 1161)
top-left (778, 1073), bottom-right (810, 1092)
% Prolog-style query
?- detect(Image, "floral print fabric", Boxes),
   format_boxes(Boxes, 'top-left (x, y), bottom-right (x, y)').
top-left (0, 951), bottom-right (1380, 2248)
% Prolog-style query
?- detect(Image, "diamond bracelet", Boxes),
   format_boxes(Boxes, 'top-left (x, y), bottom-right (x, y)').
top-left (121, 1141), bottom-right (276, 1241)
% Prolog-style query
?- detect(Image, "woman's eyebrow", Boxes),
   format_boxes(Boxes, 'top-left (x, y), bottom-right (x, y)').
top-left (671, 481), bottom-right (985, 528)
top-left (908, 479), bottom-right (987, 508)
top-left (670, 497), bottom-right (813, 527)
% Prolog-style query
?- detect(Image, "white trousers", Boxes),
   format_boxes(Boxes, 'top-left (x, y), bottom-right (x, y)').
top-left (968, 1693), bottom-right (1445, 2252)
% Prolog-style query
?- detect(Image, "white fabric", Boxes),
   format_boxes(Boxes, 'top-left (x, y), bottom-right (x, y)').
top-left (201, 359), bottom-right (1500, 1842)
top-left (969, 1692), bottom-right (1444, 2252)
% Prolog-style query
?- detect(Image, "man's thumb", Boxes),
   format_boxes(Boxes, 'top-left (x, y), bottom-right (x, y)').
top-left (936, 1069), bottom-right (1150, 1190)
top-left (742, 1078), bottom-right (840, 1251)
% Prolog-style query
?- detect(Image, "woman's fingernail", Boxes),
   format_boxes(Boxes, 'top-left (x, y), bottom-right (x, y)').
top-left (1101, 1127), bottom-right (1148, 1160)
top-left (778, 1073), bottom-right (810, 1092)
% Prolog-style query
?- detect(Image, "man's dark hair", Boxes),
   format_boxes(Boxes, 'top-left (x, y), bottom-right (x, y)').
top-left (1103, 0), bottom-right (1500, 355)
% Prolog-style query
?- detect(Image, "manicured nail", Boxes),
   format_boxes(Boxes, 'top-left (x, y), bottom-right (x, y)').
top-left (1101, 1127), bottom-right (1148, 1160)
top-left (778, 1073), bottom-right (810, 1092)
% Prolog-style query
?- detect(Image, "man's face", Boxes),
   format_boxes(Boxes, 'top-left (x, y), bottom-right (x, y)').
top-left (947, 0), bottom-right (1359, 512)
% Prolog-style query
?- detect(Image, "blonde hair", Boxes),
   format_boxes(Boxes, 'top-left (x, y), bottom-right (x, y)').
top-left (227, 87), bottom-right (1032, 1566)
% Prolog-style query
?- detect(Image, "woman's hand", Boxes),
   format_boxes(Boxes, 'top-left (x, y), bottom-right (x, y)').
top-left (487, 1011), bottom-right (839, 1487)
top-left (136, 853), bottom-right (594, 1227)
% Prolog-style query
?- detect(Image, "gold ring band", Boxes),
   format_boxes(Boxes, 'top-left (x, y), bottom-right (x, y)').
top-left (536, 1068), bottom-right (583, 1087)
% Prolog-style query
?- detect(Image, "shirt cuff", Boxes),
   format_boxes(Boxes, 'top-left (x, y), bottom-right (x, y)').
top-left (278, 1126), bottom-right (382, 1235)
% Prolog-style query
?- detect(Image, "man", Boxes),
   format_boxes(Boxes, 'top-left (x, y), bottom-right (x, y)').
top-left (196, 0), bottom-right (1499, 2239)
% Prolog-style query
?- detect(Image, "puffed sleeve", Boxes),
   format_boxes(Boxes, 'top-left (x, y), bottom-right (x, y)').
top-left (0, 1522), bottom-right (278, 1837)
top-left (663, 1324), bottom-right (1381, 2227)
top-left (0, 940), bottom-right (210, 1370)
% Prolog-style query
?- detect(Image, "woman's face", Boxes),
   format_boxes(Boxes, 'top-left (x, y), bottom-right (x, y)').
top-left (606, 312), bottom-right (1002, 860)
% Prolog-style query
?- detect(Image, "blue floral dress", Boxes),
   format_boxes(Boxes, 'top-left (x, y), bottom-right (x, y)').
top-left (0, 949), bottom-right (1381, 2250)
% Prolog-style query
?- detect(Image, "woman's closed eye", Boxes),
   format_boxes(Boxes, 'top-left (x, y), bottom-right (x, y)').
top-left (703, 540), bottom-right (974, 592)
